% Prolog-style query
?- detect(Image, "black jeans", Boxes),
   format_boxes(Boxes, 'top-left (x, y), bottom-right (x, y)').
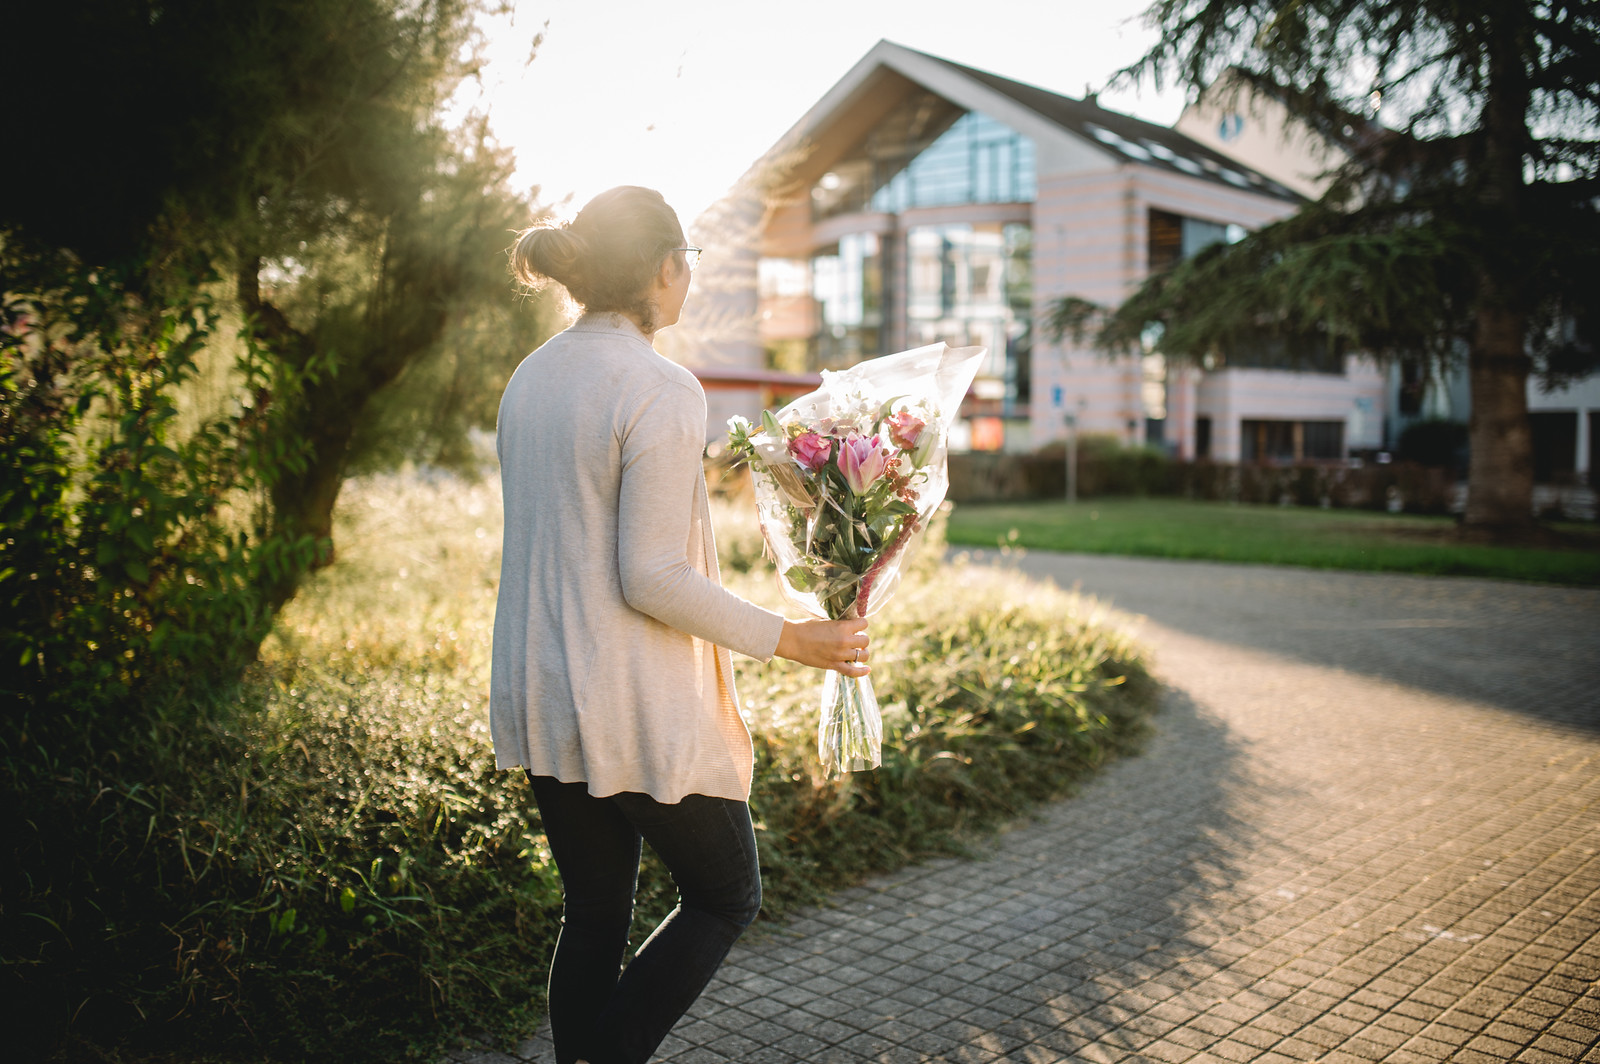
top-left (526, 774), bottom-right (762, 1064)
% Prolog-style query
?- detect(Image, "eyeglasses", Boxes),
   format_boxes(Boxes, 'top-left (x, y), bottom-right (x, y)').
top-left (673, 246), bottom-right (703, 271)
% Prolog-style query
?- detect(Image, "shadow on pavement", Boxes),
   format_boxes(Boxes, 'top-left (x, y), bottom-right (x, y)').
top-left (974, 685), bottom-right (1280, 1057)
top-left (965, 548), bottom-right (1600, 735)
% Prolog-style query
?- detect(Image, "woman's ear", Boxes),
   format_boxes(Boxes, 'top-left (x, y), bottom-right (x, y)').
top-left (655, 254), bottom-right (681, 290)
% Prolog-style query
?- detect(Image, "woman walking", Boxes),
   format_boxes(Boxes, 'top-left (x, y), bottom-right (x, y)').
top-left (491, 185), bottom-right (870, 1064)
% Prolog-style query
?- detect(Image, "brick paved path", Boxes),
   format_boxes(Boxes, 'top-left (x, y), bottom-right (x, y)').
top-left (480, 555), bottom-right (1600, 1064)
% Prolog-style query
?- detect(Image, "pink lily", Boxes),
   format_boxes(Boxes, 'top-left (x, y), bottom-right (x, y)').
top-left (838, 433), bottom-right (890, 494)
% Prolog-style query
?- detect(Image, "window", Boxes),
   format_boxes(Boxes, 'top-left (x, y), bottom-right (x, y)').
top-left (1301, 421), bottom-right (1344, 460)
top-left (1241, 420), bottom-right (1345, 463)
top-left (809, 94), bottom-right (1037, 221)
top-left (758, 258), bottom-right (809, 298)
top-left (1149, 209), bottom-right (1340, 375)
top-left (1223, 333), bottom-right (1345, 375)
top-left (1195, 416), bottom-right (1212, 459)
top-left (870, 111), bottom-right (1037, 214)
top-left (1148, 210), bottom-right (1182, 274)
top-left (969, 416), bottom-right (1005, 452)
top-left (811, 233), bottom-right (884, 369)
top-left (1530, 411), bottom-right (1578, 481)
top-left (1148, 208), bottom-right (1234, 274)
top-left (1592, 412), bottom-right (1599, 489)
top-left (1397, 360), bottom-right (1427, 416)
top-left (905, 222), bottom-right (1032, 413)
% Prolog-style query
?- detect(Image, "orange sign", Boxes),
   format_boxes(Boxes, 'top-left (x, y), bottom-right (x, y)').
top-left (970, 417), bottom-right (1005, 452)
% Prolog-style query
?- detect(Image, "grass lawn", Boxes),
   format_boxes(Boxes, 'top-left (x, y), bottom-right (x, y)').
top-left (946, 497), bottom-right (1600, 586)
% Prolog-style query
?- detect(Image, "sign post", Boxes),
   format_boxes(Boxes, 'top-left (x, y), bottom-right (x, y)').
top-left (1064, 411), bottom-right (1078, 504)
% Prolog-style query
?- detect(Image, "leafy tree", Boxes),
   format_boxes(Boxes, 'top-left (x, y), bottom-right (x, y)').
top-left (1051, 0), bottom-right (1599, 531)
top-left (2, 0), bottom-right (549, 714)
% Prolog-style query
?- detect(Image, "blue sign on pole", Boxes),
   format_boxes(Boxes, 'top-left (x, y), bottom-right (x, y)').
top-left (1052, 385), bottom-right (1063, 407)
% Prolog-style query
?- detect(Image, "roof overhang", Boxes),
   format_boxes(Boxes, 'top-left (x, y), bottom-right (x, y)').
top-left (742, 39), bottom-right (1301, 212)
top-left (756, 40), bottom-right (1110, 200)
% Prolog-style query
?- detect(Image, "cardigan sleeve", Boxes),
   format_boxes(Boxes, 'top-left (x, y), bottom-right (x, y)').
top-left (616, 379), bottom-right (785, 662)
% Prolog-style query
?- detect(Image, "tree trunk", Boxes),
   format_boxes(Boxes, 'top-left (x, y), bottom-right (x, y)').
top-left (1461, 17), bottom-right (1536, 533)
top-left (1463, 297), bottom-right (1534, 530)
top-left (264, 413), bottom-right (355, 613)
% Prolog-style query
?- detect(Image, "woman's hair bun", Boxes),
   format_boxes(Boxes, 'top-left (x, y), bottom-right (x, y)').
top-left (511, 224), bottom-right (586, 291)
top-left (508, 186), bottom-right (684, 330)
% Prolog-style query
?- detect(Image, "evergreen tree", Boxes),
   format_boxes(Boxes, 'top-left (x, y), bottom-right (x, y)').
top-left (1051, 0), bottom-right (1599, 530)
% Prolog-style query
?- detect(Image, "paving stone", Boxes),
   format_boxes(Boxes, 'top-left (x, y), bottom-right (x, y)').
top-left (1142, 1038), bottom-right (1203, 1063)
top-left (1228, 1024), bottom-right (1281, 1050)
top-left (1515, 1048), bottom-right (1582, 1064)
top-left (1207, 1039), bottom-right (1263, 1063)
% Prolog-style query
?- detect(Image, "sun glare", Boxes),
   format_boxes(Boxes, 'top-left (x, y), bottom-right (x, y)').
top-left (459, 0), bottom-right (1183, 227)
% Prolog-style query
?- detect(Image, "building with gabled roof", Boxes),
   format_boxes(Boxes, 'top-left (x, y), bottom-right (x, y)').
top-left (673, 40), bottom-right (1388, 463)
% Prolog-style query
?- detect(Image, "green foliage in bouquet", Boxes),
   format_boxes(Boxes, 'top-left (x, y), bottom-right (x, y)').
top-left (729, 406), bottom-right (925, 621)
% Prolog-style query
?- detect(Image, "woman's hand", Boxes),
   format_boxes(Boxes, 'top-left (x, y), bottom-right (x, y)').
top-left (775, 618), bottom-right (871, 676)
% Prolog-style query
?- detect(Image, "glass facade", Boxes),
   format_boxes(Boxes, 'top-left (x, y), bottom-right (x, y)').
top-left (869, 112), bottom-right (1037, 213)
top-left (1530, 411), bottom-right (1578, 481)
top-left (1225, 332), bottom-right (1344, 375)
top-left (777, 98), bottom-right (1037, 410)
top-left (810, 232), bottom-right (884, 369)
top-left (905, 222), bottom-right (1032, 412)
top-left (1147, 209), bottom-right (1249, 448)
top-left (809, 92), bottom-right (1036, 221)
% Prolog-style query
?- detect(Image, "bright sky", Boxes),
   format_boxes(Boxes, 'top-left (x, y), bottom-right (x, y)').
top-left (458, 0), bottom-right (1190, 228)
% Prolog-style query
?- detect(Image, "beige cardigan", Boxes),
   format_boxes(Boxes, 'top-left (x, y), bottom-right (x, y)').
top-left (490, 314), bottom-right (786, 802)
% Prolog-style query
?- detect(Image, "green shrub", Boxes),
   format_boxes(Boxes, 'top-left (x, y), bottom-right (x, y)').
top-left (1, 245), bottom-right (319, 725)
top-left (7, 474), bottom-right (1155, 1062)
top-left (1036, 434), bottom-right (1176, 496)
top-left (1397, 419), bottom-right (1469, 470)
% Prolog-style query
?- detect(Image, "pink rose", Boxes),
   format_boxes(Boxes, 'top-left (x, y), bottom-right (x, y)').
top-left (787, 431), bottom-right (832, 473)
top-left (838, 433), bottom-right (891, 494)
top-left (885, 410), bottom-right (926, 451)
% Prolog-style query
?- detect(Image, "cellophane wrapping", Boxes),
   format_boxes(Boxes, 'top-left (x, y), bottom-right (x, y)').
top-left (727, 342), bottom-right (986, 775)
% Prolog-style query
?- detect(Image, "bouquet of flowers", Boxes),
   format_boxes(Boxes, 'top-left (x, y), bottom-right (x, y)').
top-left (727, 342), bottom-right (986, 775)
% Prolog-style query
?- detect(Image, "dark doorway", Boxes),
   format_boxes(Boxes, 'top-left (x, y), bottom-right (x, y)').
top-left (1529, 411), bottom-right (1577, 482)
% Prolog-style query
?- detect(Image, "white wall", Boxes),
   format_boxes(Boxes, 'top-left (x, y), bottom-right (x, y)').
top-left (1028, 157), bottom-right (1344, 454)
top-left (1173, 75), bottom-right (1344, 200)
top-left (1196, 360), bottom-right (1388, 461)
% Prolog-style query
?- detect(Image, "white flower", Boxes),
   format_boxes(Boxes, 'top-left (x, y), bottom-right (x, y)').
top-left (814, 371), bottom-right (881, 436)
